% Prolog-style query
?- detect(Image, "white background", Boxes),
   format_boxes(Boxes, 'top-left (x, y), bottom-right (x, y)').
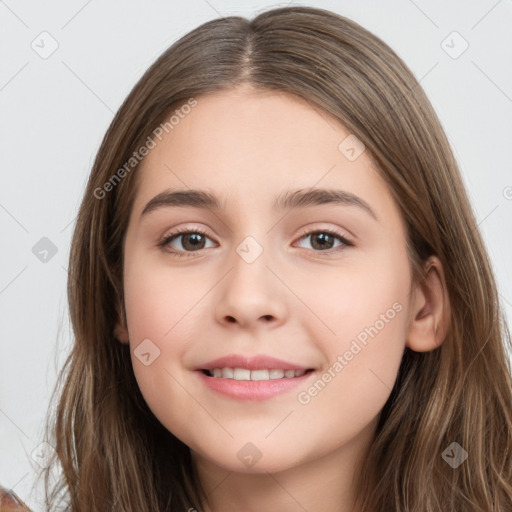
top-left (1, 0), bottom-right (511, 509)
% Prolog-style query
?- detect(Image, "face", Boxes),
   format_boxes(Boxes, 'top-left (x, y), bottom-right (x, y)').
top-left (119, 85), bottom-right (415, 475)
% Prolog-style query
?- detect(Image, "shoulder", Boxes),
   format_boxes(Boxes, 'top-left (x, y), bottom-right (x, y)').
top-left (0, 487), bottom-right (32, 511)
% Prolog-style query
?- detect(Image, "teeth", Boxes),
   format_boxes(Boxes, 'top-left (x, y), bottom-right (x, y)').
top-left (251, 369), bottom-right (269, 381)
top-left (207, 368), bottom-right (308, 380)
top-left (233, 368), bottom-right (251, 380)
top-left (222, 367), bottom-right (234, 378)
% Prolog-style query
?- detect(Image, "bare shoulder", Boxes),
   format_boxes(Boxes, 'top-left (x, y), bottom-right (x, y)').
top-left (0, 487), bottom-right (32, 512)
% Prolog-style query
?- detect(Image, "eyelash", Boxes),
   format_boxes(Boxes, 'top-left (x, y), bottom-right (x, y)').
top-left (157, 226), bottom-right (354, 259)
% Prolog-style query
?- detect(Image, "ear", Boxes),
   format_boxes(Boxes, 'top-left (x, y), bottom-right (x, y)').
top-left (406, 255), bottom-right (451, 352)
top-left (113, 301), bottom-right (130, 344)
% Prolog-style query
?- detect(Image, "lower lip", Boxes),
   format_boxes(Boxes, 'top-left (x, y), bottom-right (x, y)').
top-left (196, 370), bottom-right (314, 401)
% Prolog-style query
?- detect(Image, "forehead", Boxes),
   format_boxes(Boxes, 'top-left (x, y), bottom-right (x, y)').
top-left (130, 87), bottom-right (402, 229)
top-left (145, 87), bottom-right (353, 168)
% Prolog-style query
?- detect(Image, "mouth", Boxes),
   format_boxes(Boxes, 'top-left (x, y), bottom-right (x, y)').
top-left (194, 354), bottom-right (316, 400)
top-left (200, 368), bottom-right (315, 380)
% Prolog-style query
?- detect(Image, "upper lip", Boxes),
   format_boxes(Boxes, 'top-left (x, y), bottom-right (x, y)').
top-left (195, 354), bottom-right (312, 371)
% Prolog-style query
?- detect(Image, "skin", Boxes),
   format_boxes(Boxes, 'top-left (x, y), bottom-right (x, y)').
top-left (115, 85), bottom-right (451, 512)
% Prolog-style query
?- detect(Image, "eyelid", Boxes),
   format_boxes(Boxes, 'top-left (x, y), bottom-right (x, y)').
top-left (157, 225), bottom-right (214, 248)
top-left (294, 223), bottom-right (353, 242)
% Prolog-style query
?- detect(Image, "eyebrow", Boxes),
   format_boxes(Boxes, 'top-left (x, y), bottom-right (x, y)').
top-left (140, 188), bottom-right (378, 221)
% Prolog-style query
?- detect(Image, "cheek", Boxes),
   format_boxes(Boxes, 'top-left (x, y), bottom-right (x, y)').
top-left (122, 255), bottom-right (217, 440)
top-left (295, 247), bottom-right (410, 416)
top-left (302, 245), bottom-right (410, 356)
top-left (291, 290), bottom-right (408, 456)
top-left (122, 256), bottom-right (178, 388)
top-left (123, 254), bottom-right (211, 344)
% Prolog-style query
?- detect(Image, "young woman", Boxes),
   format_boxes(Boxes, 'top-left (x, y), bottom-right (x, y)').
top-left (38, 6), bottom-right (512, 511)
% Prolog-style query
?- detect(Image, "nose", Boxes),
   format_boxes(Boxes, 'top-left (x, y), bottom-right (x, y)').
top-left (214, 239), bottom-right (288, 331)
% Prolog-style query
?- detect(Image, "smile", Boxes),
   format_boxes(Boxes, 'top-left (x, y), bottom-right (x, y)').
top-left (196, 368), bottom-right (315, 401)
top-left (203, 368), bottom-right (312, 380)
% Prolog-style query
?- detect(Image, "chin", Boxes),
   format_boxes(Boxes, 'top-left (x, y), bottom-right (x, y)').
top-left (190, 440), bottom-right (308, 475)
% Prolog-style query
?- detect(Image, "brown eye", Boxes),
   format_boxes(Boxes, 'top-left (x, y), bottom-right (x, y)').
top-left (174, 232), bottom-right (207, 251)
top-left (296, 229), bottom-right (353, 253)
top-left (157, 228), bottom-right (216, 258)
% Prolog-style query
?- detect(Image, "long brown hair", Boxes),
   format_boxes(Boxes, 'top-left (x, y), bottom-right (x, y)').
top-left (40, 6), bottom-right (512, 511)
